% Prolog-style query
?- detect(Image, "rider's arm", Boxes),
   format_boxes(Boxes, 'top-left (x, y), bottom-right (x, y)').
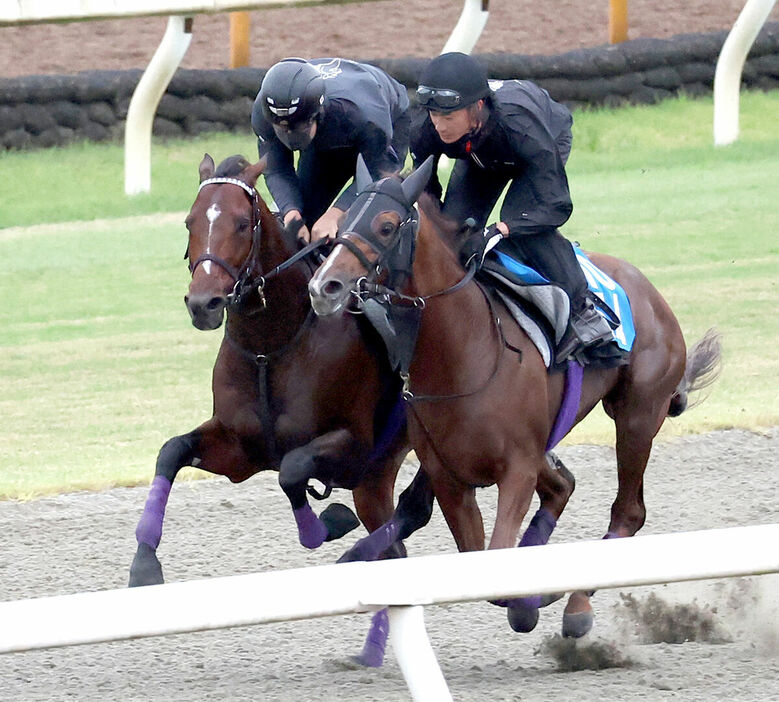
top-left (252, 113), bottom-right (304, 218)
top-left (332, 121), bottom-right (395, 211)
top-left (500, 113), bottom-right (572, 236)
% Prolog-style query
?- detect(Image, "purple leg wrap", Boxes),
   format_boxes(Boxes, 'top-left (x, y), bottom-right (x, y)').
top-left (518, 508), bottom-right (557, 548)
top-left (357, 608), bottom-right (389, 668)
top-left (293, 504), bottom-right (328, 549)
top-left (546, 360), bottom-right (584, 451)
top-left (504, 508), bottom-right (558, 609)
top-left (356, 520), bottom-right (401, 562)
top-left (135, 475), bottom-right (172, 549)
top-left (604, 531), bottom-right (621, 539)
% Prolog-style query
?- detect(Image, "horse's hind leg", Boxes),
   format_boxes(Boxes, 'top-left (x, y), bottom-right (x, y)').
top-left (562, 399), bottom-right (667, 638)
top-left (342, 466), bottom-right (432, 668)
top-left (339, 466), bottom-right (435, 564)
top-left (129, 430), bottom-right (198, 587)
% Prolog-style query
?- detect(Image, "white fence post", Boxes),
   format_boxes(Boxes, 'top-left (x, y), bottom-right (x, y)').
top-left (713, 0), bottom-right (777, 146)
top-left (124, 15), bottom-right (193, 195)
top-left (441, 0), bottom-right (490, 54)
top-left (389, 605), bottom-right (453, 702)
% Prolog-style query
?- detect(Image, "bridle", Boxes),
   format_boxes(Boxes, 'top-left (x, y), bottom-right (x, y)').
top-left (188, 177), bottom-right (264, 307)
top-left (188, 177), bottom-right (329, 308)
top-left (331, 179), bottom-right (476, 309)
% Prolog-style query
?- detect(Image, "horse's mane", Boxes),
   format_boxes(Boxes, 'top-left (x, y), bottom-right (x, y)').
top-left (417, 192), bottom-right (468, 263)
top-left (215, 155), bottom-right (252, 178)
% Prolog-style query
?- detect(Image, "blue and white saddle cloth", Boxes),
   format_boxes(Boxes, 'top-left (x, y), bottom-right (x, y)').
top-left (483, 247), bottom-right (635, 368)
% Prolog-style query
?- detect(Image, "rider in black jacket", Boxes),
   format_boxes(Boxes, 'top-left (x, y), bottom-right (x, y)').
top-left (410, 51), bottom-right (616, 362)
top-left (252, 57), bottom-right (410, 242)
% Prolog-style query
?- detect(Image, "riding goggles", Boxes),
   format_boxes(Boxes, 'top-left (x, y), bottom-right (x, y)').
top-left (416, 85), bottom-right (463, 111)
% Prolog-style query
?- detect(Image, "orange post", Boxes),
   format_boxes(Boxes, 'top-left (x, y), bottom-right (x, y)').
top-left (609, 0), bottom-right (628, 44)
top-left (229, 11), bottom-right (251, 68)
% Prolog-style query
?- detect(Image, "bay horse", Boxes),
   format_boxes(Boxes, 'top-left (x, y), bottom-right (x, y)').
top-left (128, 154), bottom-right (411, 665)
top-left (308, 157), bottom-right (722, 637)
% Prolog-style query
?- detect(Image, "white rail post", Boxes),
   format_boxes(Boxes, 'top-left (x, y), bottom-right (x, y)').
top-left (713, 0), bottom-right (777, 146)
top-left (124, 15), bottom-right (193, 195)
top-left (388, 606), bottom-right (453, 702)
top-left (441, 0), bottom-right (490, 54)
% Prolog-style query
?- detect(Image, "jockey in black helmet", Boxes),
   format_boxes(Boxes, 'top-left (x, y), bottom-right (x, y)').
top-left (410, 51), bottom-right (616, 363)
top-left (252, 57), bottom-right (410, 242)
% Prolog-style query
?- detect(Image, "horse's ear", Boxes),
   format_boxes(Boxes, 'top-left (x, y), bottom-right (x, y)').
top-left (199, 153), bottom-right (215, 182)
top-left (355, 154), bottom-right (373, 192)
top-left (241, 156), bottom-right (267, 188)
top-left (401, 156), bottom-right (435, 205)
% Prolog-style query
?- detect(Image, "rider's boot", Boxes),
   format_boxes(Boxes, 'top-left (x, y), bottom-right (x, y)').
top-left (555, 293), bottom-right (616, 363)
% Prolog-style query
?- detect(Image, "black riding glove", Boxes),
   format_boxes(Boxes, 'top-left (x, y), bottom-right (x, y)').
top-left (459, 223), bottom-right (502, 268)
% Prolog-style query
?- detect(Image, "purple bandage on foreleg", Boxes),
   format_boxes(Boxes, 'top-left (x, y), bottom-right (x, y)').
top-left (135, 475), bottom-right (172, 549)
top-left (518, 508), bottom-right (556, 548)
top-left (357, 608), bottom-right (390, 668)
top-left (509, 508), bottom-right (557, 610)
top-left (293, 504), bottom-right (328, 549)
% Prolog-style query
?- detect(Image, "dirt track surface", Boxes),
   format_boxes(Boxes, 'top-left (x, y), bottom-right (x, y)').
top-left (1, 429), bottom-right (777, 701)
top-left (2, 1), bottom-right (779, 78)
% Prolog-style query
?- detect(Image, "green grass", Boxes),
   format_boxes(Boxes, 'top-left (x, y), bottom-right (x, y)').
top-left (0, 92), bottom-right (777, 497)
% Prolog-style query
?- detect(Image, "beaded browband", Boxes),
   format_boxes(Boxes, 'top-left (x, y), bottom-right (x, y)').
top-left (198, 177), bottom-right (256, 199)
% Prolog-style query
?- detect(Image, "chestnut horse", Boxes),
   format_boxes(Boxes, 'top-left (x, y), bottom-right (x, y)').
top-left (308, 158), bottom-right (722, 637)
top-left (128, 155), bottom-right (411, 665)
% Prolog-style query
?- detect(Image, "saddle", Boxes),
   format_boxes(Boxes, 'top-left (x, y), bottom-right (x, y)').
top-left (479, 247), bottom-right (635, 370)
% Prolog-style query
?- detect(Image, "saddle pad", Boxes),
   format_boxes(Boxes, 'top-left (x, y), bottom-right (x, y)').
top-left (491, 248), bottom-right (636, 352)
top-left (573, 247), bottom-right (635, 352)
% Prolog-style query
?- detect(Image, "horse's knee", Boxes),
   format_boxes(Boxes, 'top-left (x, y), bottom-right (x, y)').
top-left (279, 448), bottom-right (316, 503)
top-left (156, 432), bottom-right (198, 481)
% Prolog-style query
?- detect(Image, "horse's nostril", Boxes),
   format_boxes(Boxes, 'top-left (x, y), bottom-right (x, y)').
top-left (206, 297), bottom-right (224, 311)
top-left (323, 280), bottom-right (344, 296)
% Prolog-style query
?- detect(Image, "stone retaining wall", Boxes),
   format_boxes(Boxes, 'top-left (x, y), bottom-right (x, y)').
top-left (1, 23), bottom-right (777, 150)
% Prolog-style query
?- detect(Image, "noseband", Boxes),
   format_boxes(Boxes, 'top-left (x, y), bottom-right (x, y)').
top-left (188, 177), bottom-right (263, 306)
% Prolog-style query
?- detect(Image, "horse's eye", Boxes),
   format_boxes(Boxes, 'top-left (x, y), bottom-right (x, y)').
top-left (379, 221), bottom-right (397, 237)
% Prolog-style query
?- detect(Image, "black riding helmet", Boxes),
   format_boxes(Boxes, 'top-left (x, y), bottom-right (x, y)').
top-left (416, 52), bottom-right (490, 113)
top-left (257, 58), bottom-right (325, 149)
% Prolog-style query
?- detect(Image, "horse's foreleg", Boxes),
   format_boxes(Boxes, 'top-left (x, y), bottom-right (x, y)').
top-left (506, 452), bottom-right (576, 632)
top-left (339, 467), bottom-right (434, 564)
top-left (129, 431), bottom-right (198, 587)
top-left (278, 430), bottom-right (362, 549)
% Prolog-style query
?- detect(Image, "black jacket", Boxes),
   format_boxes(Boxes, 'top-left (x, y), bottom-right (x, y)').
top-left (411, 79), bottom-right (573, 235)
top-left (252, 58), bottom-right (410, 216)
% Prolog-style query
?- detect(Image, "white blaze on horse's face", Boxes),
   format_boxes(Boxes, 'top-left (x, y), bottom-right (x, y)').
top-left (204, 203), bottom-right (221, 275)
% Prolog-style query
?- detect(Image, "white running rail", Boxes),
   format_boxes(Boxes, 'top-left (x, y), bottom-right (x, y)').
top-left (1, 524), bottom-right (777, 701)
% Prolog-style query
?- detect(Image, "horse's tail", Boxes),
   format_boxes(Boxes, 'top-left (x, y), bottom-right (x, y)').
top-left (667, 327), bottom-right (723, 417)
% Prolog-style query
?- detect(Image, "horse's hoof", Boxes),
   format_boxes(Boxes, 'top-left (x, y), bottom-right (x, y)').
top-left (321, 503), bottom-right (361, 542)
top-left (349, 654), bottom-right (384, 668)
top-left (128, 543), bottom-right (164, 587)
top-left (507, 604), bottom-right (540, 633)
top-left (562, 610), bottom-right (594, 638)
